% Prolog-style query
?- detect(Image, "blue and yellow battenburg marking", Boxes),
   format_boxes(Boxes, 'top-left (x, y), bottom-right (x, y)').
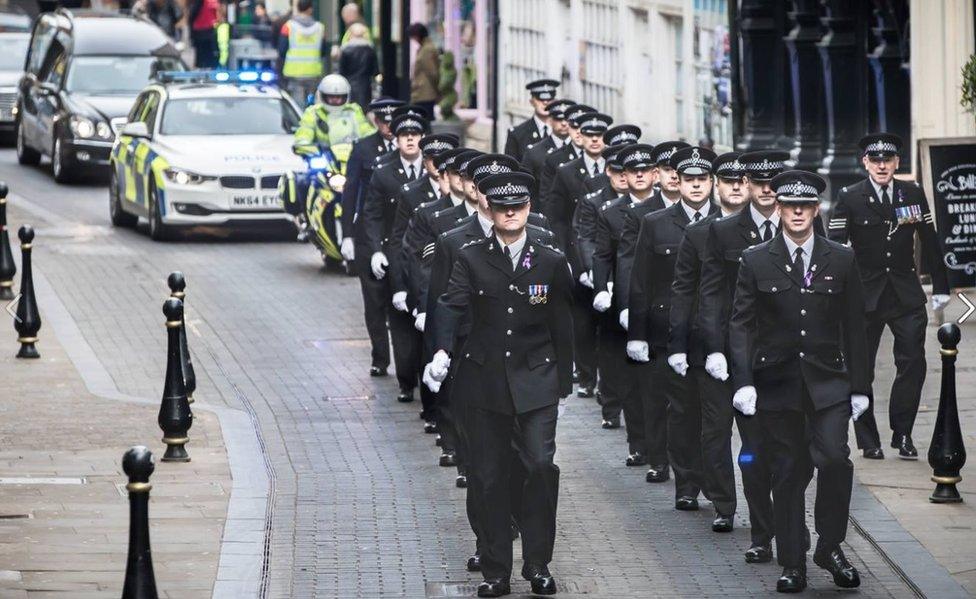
top-left (895, 204), bottom-right (922, 225)
top-left (528, 284), bottom-right (549, 305)
top-left (111, 137), bottom-right (169, 212)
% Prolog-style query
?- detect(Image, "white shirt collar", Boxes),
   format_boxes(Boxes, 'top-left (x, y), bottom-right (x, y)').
top-left (496, 232), bottom-right (528, 268)
top-left (583, 154), bottom-right (605, 177)
top-left (750, 203), bottom-right (780, 230)
top-left (533, 115), bottom-right (548, 138)
top-left (463, 200), bottom-right (477, 216)
top-left (869, 177), bottom-right (891, 198)
top-left (782, 233), bottom-right (815, 271)
top-left (680, 200), bottom-right (709, 223)
top-left (550, 133), bottom-right (566, 147)
top-left (449, 193), bottom-right (464, 207)
top-left (428, 178), bottom-right (440, 196)
top-left (400, 155), bottom-right (422, 176)
top-left (629, 192), bottom-right (652, 206)
top-left (477, 213), bottom-right (493, 237)
top-left (661, 192), bottom-right (678, 208)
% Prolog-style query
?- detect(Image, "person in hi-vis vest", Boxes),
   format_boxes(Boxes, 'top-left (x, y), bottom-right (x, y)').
top-left (278, 0), bottom-right (328, 107)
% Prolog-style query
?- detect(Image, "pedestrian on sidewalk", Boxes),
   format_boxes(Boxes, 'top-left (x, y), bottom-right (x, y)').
top-left (408, 23), bottom-right (440, 121)
top-left (339, 23), bottom-right (379, 111)
top-left (188, 0), bottom-right (221, 68)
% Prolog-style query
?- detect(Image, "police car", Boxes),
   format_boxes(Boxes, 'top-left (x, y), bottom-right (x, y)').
top-left (108, 71), bottom-right (305, 240)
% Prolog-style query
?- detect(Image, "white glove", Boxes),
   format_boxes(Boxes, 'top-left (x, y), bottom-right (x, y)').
top-left (579, 271), bottom-right (594, 289)
top-left (931, 294), bottom-right (950, 311)
top-left (732, 386), bottom-right (757, 416)
top-left (626, 340), bottom-right (650, 362)
top-left (340, 237), bottom-right (355, 261)
top-left (667, 353), bottom-right (689, 377)
top-left (592, 290), bottom-right (612, 312)
top-left (392, 291), bottom-right (408, 312)
top-left (430, 349), bottom-right (451, 381)
top-left (851, 394), bottom-right (870, 421)
top-left (328, 173), bottom-right (346, 193)
top-left (414, 312), bottom-right (426, 332)
top-left (705, 352), bottom-right (729, 381)
top-left (370, 252), bottom-right (388, 279)
top-left (422, 363), bottom-right (442, 393)
top-left (619, 309), bottom-right (629, 331)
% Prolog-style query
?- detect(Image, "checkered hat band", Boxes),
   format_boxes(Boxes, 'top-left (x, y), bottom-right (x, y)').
top-left (424, 141), bottom-right (453, 152)
top-left (716, 161), bottom-right (743, 174)
top-left (625, 151), bottom-right (653, 165)
top-left (530, 84), bottom-right (556, 93)
top-left (579, 118), bottom-right (607, 130)
top-left (776, 181), bottom-right (819, 197)
top-left (610, 132), bottom-right (638, 145)
top-left (865, 141), bottom-right (898, 153)
top-left (745, 159), bottom-right (783, 171)
top-left (657, 148), bottom-right (678, 163)
top-left (487, 183), bottom-right (530, 196)
top-left (474, 162), bottom-right (513, 177)
top-left (396, 118), bottom-right (423, 132)
top-left (677, 157), bottom-right (711, 171)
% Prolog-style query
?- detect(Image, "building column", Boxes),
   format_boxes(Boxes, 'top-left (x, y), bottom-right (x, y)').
top-left (783, 0), bottom-right (825, 170)
top-left (817, 0), bottom-right (869, 193)
top-left (735, 0), bottom-right (788, 152)
top-left (867, 0), bottom-right (912, 168)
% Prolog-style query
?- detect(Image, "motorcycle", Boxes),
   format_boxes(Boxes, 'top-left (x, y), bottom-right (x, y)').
top-left (279, 147), bottom-right (347, 269)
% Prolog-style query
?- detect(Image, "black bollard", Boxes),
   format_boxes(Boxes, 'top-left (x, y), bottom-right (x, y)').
top-left (159, 298), bottom-right (193, 462)
top-left (121, 445), bottom-right (159, 599)
top-left (167, 272), bottom-right (197, 405)
top-left (14, 225), bottom-right (40, 359)
top-left (0, 182), bottom-right (15, 301)
top-left (928, 323), bottom-right (968, 503)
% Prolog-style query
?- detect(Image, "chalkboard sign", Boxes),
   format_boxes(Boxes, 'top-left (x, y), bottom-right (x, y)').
top-left (919, 137), bottom-right (976, 289)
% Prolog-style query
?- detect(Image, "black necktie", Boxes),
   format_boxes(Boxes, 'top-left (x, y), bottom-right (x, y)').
top-left (386, 141), bottom-right (394, 152)
top-left (542, 125), bottom-right (549, 138)
top-left (503, 245), bottom-right (513, 270)
top-left (408, 165), bottom-right (417, 181)
top-left (762, 220), bottom-right (773, 242)
top-left (793, 247), bottom-right (805, 277)
top-left (592, 162), bottom-right (600, 177)
top-left (693, 212), bottom-right (702, 222)
top-left (880, 185), bottom-right (890, 205)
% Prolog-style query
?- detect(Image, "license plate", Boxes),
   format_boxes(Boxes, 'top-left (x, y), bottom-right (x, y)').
top-left (231, 194), bottom-right (281, 209)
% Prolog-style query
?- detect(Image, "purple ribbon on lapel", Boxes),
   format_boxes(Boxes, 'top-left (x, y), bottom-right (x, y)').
top-left (522, 252), bottom-right (532, 270)
top-left (803, 270), bottom-right (813, 288)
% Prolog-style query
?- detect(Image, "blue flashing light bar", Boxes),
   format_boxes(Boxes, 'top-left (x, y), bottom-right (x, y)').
top-left (156, 70), bottom-right (277, 85)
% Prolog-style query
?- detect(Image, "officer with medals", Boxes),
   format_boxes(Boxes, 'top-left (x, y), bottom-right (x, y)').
top-left (729, 171), bottom-right (868, 593)
top-left (628, 147), bottom-right (719, 510)
top-left (504, 79), bottom-right (560, 162)
top-left (828, 133), bottom-right (950, 460)
top-left (521, 99), bottom-right (575, 205)
top-left (426, 171), bottom-right (573, 597)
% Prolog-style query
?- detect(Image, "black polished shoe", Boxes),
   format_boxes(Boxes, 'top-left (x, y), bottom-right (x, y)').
top-left (776, 567), bottom-right (807, 593)
top-left (397, 389), bottom-right (415, 403)
top-left (477, 578), bottom-right (510, 597)
top-left (434, 434), bottom-right (443, 447)
top-left (626, 451), bottom-right (647, 467)
top-left (675, 496), bottom-right (699, 511)
top-left (862, 447), bottom-right (885, 459)
top-left (369, 366), bottom-right (387, 377)
top-left (891, 433), bottom-right (918, 460)
top-left (424, 420), bottom-right (438, 434)
top-left (744, 544), bottom-right (772, 563)
top-left (646, 464), bottom-right (670, 483)
top-left (712, 514), bottom-right (733, 532)
top-left (601, 417), bottom-right (620, 429)
top-left (466, 552), bottom-right (481, 571)
top-left (814, 547), bottom-right (861, 588)
top-left (577, 386), bottom-right (595, 398)
top-left (455, 474), bottom-right (467, 488)
top-left (439, 452), bottom-right (457, 467)
top-left (522, 564), bottom-right (557, 595)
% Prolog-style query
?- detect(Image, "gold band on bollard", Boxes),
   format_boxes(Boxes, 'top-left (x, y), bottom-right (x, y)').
top-left (17, 337), bottom-right (38, 343)
top-left (0, 280), bottom-right (12, 288)
top-left (20, 243), bottom-right (31, 249)
top-left (931, 475), bottom-right (962, 484)
top-left (161, 436), bottom-right (189, 445)
top-left (126, 482), bottom-right (152, 493)
top-left (171, 291), bottom-right (185, 299)
top-left (940, 348), bottom-right (958, 357)
top-left (165, 320), bottom-right (182, 328)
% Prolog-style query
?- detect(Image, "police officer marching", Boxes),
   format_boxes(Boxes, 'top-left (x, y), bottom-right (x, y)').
top-left (828, 133), bottom-right (950, 460)
top-left (730, 170), bottom-right (868, 593)
top-left (426, 171), bottom-right (573, 597)
top-left (504, 79), bottom-right (560, 163)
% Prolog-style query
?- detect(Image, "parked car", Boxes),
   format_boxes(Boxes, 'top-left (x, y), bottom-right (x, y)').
top-left (16, 9), bottom-right (185, 183)
top-left (0, 6), bottom-right (32, 139)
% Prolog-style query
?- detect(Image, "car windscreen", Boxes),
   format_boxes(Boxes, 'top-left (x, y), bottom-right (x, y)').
top-left (65, 56), bottom-right (183, 94)
top-left (0, 35), bottom-right (28, 70)
top-left (159, 97), bottom-right (300, 135)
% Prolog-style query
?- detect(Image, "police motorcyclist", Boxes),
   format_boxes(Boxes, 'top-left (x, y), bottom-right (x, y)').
top-left (289, 73), bottom-right (375, 241)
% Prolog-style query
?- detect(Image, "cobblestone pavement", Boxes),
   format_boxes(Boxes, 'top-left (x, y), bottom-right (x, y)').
top-left (0, 151), bottom-right (967, 598)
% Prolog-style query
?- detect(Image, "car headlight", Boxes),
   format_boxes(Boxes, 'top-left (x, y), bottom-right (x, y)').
top-left (96, 121), bottom-right (112, 139)
top-left (164, 168), bottom-right (215, 185)
top-left (69, 115), bottom-right (95, 138)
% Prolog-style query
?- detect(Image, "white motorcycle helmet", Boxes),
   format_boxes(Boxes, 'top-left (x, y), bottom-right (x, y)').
top-left (318, 74), bottom-right (351, 112)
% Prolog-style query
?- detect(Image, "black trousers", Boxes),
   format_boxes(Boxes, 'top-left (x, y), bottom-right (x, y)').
top-left (761, 394), bottom-right (853, 568)
top-left (388, 305), bottom-right (422, 394)
top-left (468, 403), bottom-right (559, 580)
top-left (641, 357), bottom-right (670, 466)
top-left (598, 322), bottom-right (645, 453)
top-left (692, 368), bottom-right (736, 516)
top-left (356, 255), bottom-right (391, 370)
top-left (572, 282), bottom-right (598, 388)
top-left (855, 303), bottom-right (928, 449)
top-left (664, 363), bottom-right (703, 499)
top-left (734, 410), bottom-right (774, 547)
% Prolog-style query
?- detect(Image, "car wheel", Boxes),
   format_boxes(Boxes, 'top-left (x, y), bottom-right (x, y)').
top-left (147, 181), bottom-right (172, 241)
top-left (52, 136), bottom-right (75, 184)
top-left (16, 117), bottom-right (40, 166)
top-left (109, 169), bottom-right (137, 228)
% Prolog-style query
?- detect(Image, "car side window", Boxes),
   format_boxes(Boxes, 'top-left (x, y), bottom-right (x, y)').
top-left (26, 18), bottom-right (55, 75)
top-left (142, 93), bottom-right (161, 131)
top-left (128, 93), bottom-right (149, 123)
top-left (43, 49), bottom-right (67, 88)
